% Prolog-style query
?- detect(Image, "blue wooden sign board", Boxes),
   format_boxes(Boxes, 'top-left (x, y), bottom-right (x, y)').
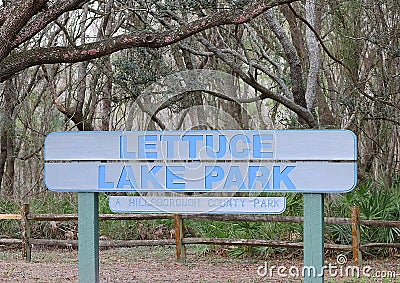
top-left (44, 130), bottom-right (357, 193)
top-left (45, 130), bottom-right (356, 161)
top-left (109, 196), bottom-right (286, 214)
top-left (44, 130), bottom-right (357, 283)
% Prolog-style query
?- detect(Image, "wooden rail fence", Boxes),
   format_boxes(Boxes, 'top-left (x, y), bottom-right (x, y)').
top-left (1, 205), bottom-right (399, 265)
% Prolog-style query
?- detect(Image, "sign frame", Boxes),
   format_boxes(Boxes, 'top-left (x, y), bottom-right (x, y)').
top-left (44, 129), bottom-right (357, 283)
top-left (44, 130), bottom-right (357, 194)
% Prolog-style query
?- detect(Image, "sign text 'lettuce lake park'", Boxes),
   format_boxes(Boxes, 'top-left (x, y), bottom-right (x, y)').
top-left (44, 130), bottom-right (357, 193)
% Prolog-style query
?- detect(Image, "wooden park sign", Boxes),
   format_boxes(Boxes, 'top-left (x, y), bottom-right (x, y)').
top-left (44, 130), bottom-right (357, 283)
top-left (45, 130), bottom-right (356, 193)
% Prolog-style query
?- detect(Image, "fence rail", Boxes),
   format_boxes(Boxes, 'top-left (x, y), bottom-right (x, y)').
top-left (1, 204), bottom-right (399, 265)
top-left (0, 214), bottom-right (21, 220)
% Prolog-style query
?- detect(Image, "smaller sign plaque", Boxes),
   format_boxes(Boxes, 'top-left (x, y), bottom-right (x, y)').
top-left (109, 196), bottom-right (286, 214)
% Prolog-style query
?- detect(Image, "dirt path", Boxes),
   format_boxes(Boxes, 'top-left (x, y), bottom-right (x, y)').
top-left (0, 246), bottom-right (399, 282)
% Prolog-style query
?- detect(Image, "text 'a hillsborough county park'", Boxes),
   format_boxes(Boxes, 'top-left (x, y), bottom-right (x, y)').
top-left (109, 196), bottom-right (287, 214)
top-left (44, 130), bottom-right (357, 193)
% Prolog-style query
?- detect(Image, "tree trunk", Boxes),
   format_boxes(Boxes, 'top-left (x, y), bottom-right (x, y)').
top-left (0, 79), bottom-right (16, 196)
top-left (99, 1), bottom-right (113, 131)
top-left (384, 129), bottom-right (397, 187)
top-left (0, 127), bottom-right (7, 194)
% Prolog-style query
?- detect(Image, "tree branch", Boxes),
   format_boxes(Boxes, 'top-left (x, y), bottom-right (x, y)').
top-left (265, 8), bottom-right (307, 109)
top-left (0, 6), bottom-right (6, 26)
top-left (12, 0), bottom-right (90, 48)
top-left (304, 0), bottom-right (320, 110)
top-left (197, 35), bottom-right (318, 128)
top-left (0, 0), bottom-right (299, 82)
top-left (0, 0), bottom-right (48, 60)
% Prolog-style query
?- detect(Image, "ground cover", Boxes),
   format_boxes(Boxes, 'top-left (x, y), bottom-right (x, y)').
top-left (0, 246), bottom-right (399, 282)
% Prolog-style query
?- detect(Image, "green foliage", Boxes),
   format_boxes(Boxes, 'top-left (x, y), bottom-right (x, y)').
top-left (30, 193), bottom-right (78, 214)
top-left (328, 0), bottom-right (363, 70)
top-left (112, 48), bottom-right (172, 99)
top-left (0, 198), bottom-right (21, 238)
top-left (98, 194), bottom-right (175, 241)
top-left (99, 193), bottom-right (112, 214)
top-left (183, 194), bottom-right (303, 258)
top-left (1, 182), bottom-right (399, 257)
top-left (157, 0), bottom-right (251, 13)
top-left (326, 182), bottom-right (400, 255)
top-left (0, 198), bottom-right (20, 214)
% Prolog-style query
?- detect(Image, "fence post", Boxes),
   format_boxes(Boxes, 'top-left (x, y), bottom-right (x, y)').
top-left (351, 206), bottom-right (362, 266)
top-left (174, 214), bottom-right (186, 263)
top-left (21, 203), bottom-right (31, 262)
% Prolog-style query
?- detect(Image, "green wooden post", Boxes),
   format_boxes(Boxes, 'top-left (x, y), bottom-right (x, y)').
top-left (78, 192), bottom-right (99, 283)
top-left (303, 193), bottom-right (324, 283)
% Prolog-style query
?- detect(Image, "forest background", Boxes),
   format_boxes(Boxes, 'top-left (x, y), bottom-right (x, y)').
top-left (0, 0), bottom-right (398, 256)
